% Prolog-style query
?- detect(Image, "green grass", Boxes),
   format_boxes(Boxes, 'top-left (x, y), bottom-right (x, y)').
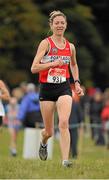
top-left (0, 127), bottom-right (109, 179)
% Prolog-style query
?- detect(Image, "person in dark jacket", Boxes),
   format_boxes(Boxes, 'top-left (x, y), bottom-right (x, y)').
top-left (101, 97), bottom-right (109, 149)
top-left (89, 90), bottom-right (104, 145)
top-left (69, 87), bottom-right (83, 158)
top-left (17, 83), bottom-right (42, 128)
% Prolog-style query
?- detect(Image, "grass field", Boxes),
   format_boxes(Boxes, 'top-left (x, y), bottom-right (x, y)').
top-left (0, 127), bottom-right (109, 179)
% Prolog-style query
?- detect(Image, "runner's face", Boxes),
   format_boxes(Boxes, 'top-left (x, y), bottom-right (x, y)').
top-left (51, 16), bottom-right (67, 36)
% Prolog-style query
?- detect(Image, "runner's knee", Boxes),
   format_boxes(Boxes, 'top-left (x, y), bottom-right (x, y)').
top-left (59, 119), bottom-right (68, 129)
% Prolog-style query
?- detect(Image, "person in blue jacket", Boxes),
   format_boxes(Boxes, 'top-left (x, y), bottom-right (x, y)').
top-left (17, 83), bottom-right (42, 128)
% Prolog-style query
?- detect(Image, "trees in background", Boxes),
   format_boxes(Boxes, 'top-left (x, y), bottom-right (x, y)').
top-left (78, 0), bottom-right (109, 88)
top-left (0, 0), bottom-right (109, 89)
top-left (0, 0), bottom-right (46, 87)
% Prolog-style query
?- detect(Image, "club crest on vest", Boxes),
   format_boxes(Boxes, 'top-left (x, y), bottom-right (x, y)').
top-left (51, 47), bottom-right (58, 54)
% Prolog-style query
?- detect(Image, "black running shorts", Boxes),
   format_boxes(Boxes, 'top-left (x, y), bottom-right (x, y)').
top-left (39, 79), bottom-right (72, 102)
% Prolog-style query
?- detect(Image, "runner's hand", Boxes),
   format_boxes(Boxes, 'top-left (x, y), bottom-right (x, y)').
top-left (52, 59), bottom-right (64, 67)
top-left (75, 83), bottom-right (84, 96)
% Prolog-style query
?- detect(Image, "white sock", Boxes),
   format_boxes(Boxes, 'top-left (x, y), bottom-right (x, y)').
top-left (41, 142), bottom-right (47, 147)
top-left (62, 160), bottom-right (68, 165)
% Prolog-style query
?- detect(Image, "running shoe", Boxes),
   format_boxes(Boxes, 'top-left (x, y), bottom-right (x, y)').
top-left (62, 160), bottom-right (72, 167)
top-left (10, 148), bottom-right (17, 157)
top-left (39, 143), bottom-right (48, 160)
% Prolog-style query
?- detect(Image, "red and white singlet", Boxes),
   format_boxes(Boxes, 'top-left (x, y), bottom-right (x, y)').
top-left (39, 37), bottom-right (72, 84)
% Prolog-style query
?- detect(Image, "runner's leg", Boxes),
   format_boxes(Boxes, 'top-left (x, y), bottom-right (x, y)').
top-left (40, 101), bottom-right (55, 144)
top-left (56, 95), bottom-right (72, 160)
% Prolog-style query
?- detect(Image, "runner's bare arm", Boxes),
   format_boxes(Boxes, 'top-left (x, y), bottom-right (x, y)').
top-left (70, 44), bottom-right (84, 96)
top-left (70, 43), bottom-right (80, 82)
top-left (31, 40), bottom-right (64, 73)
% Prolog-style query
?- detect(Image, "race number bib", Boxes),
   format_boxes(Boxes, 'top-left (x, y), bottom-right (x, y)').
top-left (47, 68), bottom-right (66, 83)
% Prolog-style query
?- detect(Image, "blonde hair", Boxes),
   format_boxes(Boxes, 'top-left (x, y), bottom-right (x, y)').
top-left (49, 10), bottom-right (67, 24)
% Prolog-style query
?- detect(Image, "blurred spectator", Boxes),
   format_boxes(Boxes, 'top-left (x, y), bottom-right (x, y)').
top-left (89, 90), bottom-right (105, 145)
top-left (87, 87), bottom-right (96, 98)
top-left (80, 86), bottom-right (91, 135)
top-left (101, 98), bottom-right (109, 149)
top-left (20, 81), bottom-right (28, 96)
top-left (11, 82), bottom-right (28, 104)
top-left (12, 87), bottom-right (24, 103)
top-left (103, 88), bottom-right (109, 101)
top-left (69, 85), bottom-right (83, 158)
top-left (80, 86), bottom-right (91, 121)
top-left (6, 97), bottom-right (21, 156)
top-left (17, 83), bottom-right (42, 128)
top-left (0, 80), bottom-right (10, 129)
